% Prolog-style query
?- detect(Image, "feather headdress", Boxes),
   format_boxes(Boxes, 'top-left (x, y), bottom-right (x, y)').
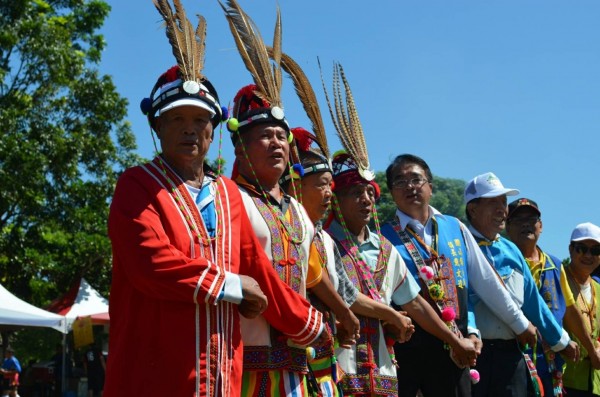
top-left (320, 61), bottom-right (375, 182)
top-left (153, 0), bottom-right (206, 84)
top-left (141, 0), bottom-right (224, 129)
top-left (220, 0), bottom-right (291, 139)
top-left (266, 49), bottom-right (332, 186)
top-left (220, 0), bottom-right (283, 109)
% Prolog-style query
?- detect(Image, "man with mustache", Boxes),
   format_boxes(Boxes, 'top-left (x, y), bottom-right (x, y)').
top-left (229, 85), bottom-right (359, 396)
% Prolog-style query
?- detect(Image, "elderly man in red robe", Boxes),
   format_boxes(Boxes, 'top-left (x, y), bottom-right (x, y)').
top-left (104, 4), bottom-right (323, 395)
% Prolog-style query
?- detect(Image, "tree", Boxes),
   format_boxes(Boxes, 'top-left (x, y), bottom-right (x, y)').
top-left (206, 157), bottom-right (226, 176)
top-left (374, 171), bottom-right (467, 225)
top-left (430, 176), bottom-right (468, 224)
top-left (0, 0), bottom-right (140, 308)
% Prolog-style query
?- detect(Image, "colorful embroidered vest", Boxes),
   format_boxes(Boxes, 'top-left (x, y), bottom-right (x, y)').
top-left (238, 186), bottom-right (311, 374)
top-left (330, 235), bottom-right (399, 395)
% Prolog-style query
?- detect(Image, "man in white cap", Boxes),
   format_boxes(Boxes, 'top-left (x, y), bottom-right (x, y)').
top-left (563, 222), bottom-right (600, 396)
top-left (465, 172), bottom-right (579, 397)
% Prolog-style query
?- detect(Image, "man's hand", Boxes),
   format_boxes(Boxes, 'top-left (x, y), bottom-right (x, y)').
top-left (450, 337), bottom-right (478, 368)
top-left (238, 275), bottom-right (268, 319)
top-left (335, 319), bottom-right (357, 349)
top-left (336, 308), bottom-right (360, 343)
top-left (560, 340), bottom-right (580, 362)
top-left (516, 323), bottom-right (537, 348)
top-left (469, 334), bottom-right (483, 355)
top-left (383, 311), bottom-right (415, 343)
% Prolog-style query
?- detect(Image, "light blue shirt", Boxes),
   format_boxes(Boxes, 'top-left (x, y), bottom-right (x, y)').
top-left (327, 220), bottom-right (420, 306)
top-left (186, 177), bottom-right (243, 304)
top-left (469, 226), bottom-right (570, 351)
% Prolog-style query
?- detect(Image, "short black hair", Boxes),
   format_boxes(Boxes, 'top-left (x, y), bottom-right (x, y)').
top-left (385, 154), bottom-right (433, 191)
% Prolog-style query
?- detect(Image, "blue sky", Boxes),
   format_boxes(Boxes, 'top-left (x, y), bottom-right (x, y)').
top-left (99, 1), bottom-right (600, 259)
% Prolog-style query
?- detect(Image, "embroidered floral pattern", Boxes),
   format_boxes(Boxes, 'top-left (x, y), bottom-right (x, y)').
top-left (252, 197), bottom-right (305, 293)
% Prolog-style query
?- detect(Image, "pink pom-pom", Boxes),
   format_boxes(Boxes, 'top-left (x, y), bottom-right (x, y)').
top-left (470, 369), bottom-right (480, 384)
top-left (419, 266), bottom-right (434, 281)
top-left (441, 307), bottom-right (456, 322)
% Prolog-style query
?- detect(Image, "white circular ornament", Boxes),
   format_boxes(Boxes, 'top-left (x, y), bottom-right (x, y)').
top-left (183, 80), bottom-right (200, 94)
top-left (270, 106), bottom-right (285, 120)
top-left (359, 168), bottom-right (375, 181)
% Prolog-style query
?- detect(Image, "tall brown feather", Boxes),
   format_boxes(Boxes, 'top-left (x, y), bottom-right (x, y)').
top-left (267, 48), bottom-right (329, 158)
top-left (272, 9), bottom-right (283, 100)
top-left (153, 0), bottom-right (206, 82)
top-left (219, 0), bottom-right (282, 107)
top-left (339, 65), bottom-right (369, 169)
top-left (321, 61), bottom-right (370, 171)
top-left (193, 14), bottom-right (207, 81)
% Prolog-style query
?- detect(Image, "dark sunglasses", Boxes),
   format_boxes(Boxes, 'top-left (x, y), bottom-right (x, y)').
top-left (573, 244), bottom-right (600, 256)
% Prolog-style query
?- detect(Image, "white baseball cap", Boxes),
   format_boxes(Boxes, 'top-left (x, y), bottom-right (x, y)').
top-left (571, 222), bottom-right (600, 244)
top-left (464, 172), bottom-right (519, 204)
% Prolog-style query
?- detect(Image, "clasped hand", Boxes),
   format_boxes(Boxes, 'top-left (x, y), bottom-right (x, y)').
top-left (238, 275), bottom-right (268, 319)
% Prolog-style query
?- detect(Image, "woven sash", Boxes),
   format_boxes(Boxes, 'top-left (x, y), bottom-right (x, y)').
top-left (337, 239), bottom-right (383, 302)
top-left (392, 221), bottom-right (461, 337)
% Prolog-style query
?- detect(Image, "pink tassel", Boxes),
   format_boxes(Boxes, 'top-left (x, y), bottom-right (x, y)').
top-left (441, 307), bottom-right (456, 322)
top-left (419, 266), bottom-right (435, 281)
top-left (470, 369), bottom-right (480, 384)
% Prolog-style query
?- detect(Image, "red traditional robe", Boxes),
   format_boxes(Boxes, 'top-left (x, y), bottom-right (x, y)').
top-left (104, 158), bottom-right (323, 397)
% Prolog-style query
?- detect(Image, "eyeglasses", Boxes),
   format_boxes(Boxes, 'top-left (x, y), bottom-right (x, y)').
top-left (508, 216), bottom-right (540, 225)
top-left (391, 177), bottom-right (428, 189)
top-left (573, 244), bottom-right (600, 256)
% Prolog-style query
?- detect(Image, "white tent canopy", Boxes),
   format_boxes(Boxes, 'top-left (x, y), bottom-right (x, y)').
top-left (47, 278), bottom-right (109, 331)
top-left (0, 283), bottom-right (67, 333)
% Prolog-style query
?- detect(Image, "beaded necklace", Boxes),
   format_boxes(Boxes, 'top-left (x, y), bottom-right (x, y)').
top-left (249, 191), bottom-right (306, 291)
top-left (155, 156), bottom-right (220, 253)
top-left (330, 194), bottom-right (387, 302)
top-left (235, 132), bottom-right (306, 245)
top-left (567, 267), bottom-right (597, 335)
top-left (330, 199), bottom-right (396, 374)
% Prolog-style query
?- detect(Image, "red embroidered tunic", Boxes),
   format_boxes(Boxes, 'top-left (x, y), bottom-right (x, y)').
top-left (104, 158), bottom-right (323, 397)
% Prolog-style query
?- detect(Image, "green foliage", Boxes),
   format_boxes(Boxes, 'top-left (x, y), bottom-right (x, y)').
top-left (430, 176), bottom-right (468, 224)
top-left (2, 327), bottom-right (63, 366)
top-left (0, 1), bottom-right (141, 317)
top-left (375, 171), bottom-right (467, 225)
top-left (374, 172), bottom-right (397, 225)
top-left (206, 157), bottom-right (227, 176)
